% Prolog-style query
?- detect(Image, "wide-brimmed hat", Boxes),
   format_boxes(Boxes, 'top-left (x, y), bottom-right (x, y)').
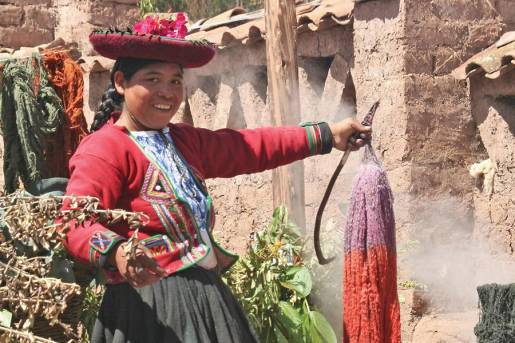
top-left (89, 14), bottom-right (215, 68)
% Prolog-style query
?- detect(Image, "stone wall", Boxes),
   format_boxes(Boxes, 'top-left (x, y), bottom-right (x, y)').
top-left (470, 73), bottom-right (515, 255)
top-left (0, 0), bottom-right (55, 48)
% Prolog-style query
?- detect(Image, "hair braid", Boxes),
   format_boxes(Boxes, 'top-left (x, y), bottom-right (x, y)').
top-left (90, 85), bottom-right (123, 132)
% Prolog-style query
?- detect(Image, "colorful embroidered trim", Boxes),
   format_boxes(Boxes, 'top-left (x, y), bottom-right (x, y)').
top-left (141, 235), bottom-right (174, 258)
top-left (141, 164), bottom-right (174, 203)
top-left (300, 121), bottom-right (333, 155)
top-left (89, 230), bottom-right (125, 256)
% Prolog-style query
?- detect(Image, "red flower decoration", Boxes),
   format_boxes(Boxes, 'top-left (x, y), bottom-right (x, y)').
top-left (133, 13), bottom-right (188, 39)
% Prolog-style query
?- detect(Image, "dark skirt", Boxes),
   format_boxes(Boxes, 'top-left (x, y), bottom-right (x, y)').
top-left (91, 267), bottom-right (259, 343)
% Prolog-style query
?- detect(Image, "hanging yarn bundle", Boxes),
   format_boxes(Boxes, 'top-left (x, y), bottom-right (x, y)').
top-left (0, 54), bottom-right (64, 193)
top-left (475, 283), bottom-right (515, 343)
top-left (43, 51), bottom-right (89, 177)
top-left (343, 144), bottom-right (401, 343)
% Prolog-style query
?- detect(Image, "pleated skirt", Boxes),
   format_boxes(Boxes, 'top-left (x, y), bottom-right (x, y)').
top-left (91, 267), bottom-right (259, 343)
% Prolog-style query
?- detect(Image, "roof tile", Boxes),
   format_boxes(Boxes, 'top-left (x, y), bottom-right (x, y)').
top-left (186, 0), bottom-right (353, 48)
top-left (453, 32), bottom-right (515, 80)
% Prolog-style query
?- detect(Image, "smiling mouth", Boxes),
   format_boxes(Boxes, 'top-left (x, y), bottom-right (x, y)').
top-left (153, 104), bottom-right (172, 111)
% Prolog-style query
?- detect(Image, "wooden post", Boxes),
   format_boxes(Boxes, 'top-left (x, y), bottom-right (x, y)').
top-left (265, 0), bottom-right (306, 231)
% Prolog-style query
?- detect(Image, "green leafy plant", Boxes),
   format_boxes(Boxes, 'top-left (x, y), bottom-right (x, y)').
top-left (224, 206), bottom-right (337, 343)
top-left (137, 0), bottom-right (267, 21)
top-left (138, 0), bottom-right (160, 16)
top-left (80, 284), bottom-right (105, 341)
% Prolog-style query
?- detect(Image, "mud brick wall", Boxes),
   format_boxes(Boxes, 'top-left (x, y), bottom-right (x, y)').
top-left (0, 0), bottom-right (55, 48)
top-left (0, 0), bottom-right (139, 53)
top-left (353, 0), bottom-right (509, 235)
top-left (470, 74), bottom-right (515, 254)
top-left (403, 0), bottom-right (506, 198)
top-left (54, 0), bottom-right (140, 56)
top-left (351, 0), bottom-right (416, 254)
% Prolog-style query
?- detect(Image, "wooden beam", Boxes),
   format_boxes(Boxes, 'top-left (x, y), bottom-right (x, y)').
top-left (265, 0), bottom-right (306, 230)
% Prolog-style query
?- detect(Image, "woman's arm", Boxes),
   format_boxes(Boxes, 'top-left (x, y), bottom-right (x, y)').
top-left (62, 153), bottom-right (127, 268)
top-left (189, 119), bottom-right (370, 179)
top-left (63, 148), bottom-right (168, 287)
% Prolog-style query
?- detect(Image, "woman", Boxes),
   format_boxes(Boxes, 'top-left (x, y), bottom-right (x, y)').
top-left (64, 15), bottom-right (371, 343)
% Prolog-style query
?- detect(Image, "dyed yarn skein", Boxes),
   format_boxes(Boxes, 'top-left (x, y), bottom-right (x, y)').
top-left (475, 283), bottom-right (515, 343)
top-left (343, 144), bottom-right (401, 343)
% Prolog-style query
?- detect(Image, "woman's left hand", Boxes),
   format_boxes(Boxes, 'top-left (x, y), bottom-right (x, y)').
top-left (329, 118), bottom-right (372, 152)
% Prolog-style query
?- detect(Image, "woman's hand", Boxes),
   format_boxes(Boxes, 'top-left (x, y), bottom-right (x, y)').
top-left (329, 118), bottom-right (372, 152)
top-left (108, 242), bottom-right (167, 288)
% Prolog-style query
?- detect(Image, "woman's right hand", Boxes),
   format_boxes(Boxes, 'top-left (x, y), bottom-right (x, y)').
top-left (109, 242), bottom-right (167, 288)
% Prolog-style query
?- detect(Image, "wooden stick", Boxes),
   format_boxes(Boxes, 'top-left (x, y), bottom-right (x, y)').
top-left (265, 0), bottom-right (306, 230)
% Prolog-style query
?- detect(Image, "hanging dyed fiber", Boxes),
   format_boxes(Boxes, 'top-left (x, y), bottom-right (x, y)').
top-left (475, 283), bottom-right (515, 343)
top-left (0, 53), bottom-right (64, 193)
top-left (343, 144), bottom-right (401, 343)
top-left (43, 51), bottom-right (88, 177)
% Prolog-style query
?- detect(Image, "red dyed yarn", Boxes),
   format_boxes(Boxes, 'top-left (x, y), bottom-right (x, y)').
top-left (343, 145), bottom-right (400, 343)
top-left (43, 51), bottom-right (88, 177)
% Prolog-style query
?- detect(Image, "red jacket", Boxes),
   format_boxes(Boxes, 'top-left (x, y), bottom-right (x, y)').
top-left (64, 120), bottom-right (329, 283)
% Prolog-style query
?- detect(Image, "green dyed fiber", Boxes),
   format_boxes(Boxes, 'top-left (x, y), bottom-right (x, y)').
top-left (475, 283), bottom-right (515, 343)
top-left (0, 53), bottom-right (64, 193)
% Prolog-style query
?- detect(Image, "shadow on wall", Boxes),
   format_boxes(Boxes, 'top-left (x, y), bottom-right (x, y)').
top-left (492, 95), bottom-right (515, 136)
top-left (473, 93), bottom-right (515, 136)
top-left (185, 54), bottom-right (357, 129)
top-left (354, 0), bottom-right (401, 21)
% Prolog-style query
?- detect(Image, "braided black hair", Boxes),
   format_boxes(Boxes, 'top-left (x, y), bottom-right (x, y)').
top-left (89, 58), bottom-right (163, 132)
top-left (90, 85), bottom-right (122, 132)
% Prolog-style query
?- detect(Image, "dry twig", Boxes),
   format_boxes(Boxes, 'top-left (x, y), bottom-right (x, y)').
top-left (0, 191), bottom-right (149, 341)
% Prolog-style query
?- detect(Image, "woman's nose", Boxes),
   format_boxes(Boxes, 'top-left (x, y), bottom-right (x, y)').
top-left (157, 87), bottom-right (175, 99)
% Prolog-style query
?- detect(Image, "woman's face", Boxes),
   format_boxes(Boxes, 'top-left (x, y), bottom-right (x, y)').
top-left (114, 62), bottom-right (184, 130)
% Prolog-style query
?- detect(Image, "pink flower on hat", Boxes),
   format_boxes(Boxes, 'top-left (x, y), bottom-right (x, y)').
top-left (133, 16), bottom-right (160, 35)
top-left (133, 13), bottom-right (188, 39)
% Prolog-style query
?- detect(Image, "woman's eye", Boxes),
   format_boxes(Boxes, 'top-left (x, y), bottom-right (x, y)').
top-left (172, 79), bottom-right (182, 85)
top-left (148, 78), bottom-right (159, 83)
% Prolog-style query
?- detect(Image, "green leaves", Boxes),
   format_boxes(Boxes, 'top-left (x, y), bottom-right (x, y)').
top-left (302, 311), bottom-right (338, 343)
top-left (274, 301), bottom-right (303, 342)
top-left (280, 266), bottom-right (312, 298)
top-left (224, 206), bottom-right (337, 343)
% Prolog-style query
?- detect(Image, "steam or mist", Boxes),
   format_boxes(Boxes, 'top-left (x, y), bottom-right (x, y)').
top-left (401, 197), bottom-right (515, 311)
top-left (308, 217), bottom-right (345, 339)
top-left (306, 152), bottom-right (363, 341)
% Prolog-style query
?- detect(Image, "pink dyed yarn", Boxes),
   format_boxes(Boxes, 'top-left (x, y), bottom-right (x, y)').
top-left (343, 144), bottom-right (401, 343)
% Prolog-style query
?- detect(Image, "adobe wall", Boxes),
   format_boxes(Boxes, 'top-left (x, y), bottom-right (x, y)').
top-left (54, 0), bottom-right (140, 56)
top-left (403, 0), bottom-right (505, 198)
top-left (352, 0), bottom-right (408, 216)
top-left (353, 0), bottom-right (510, 238)
top-left (353, 0), bottom-right (512, 340)
top-left (0, 0), bottom-right (140, 54)
top-left (0, 0), bottom-right (55, 49)
top-left (470, 73), bottom-right (515, 254)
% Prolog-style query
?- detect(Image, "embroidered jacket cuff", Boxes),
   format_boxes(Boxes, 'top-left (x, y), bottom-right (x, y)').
top-left (300, 121), bottom-right (333, 155)
top-left (89, 230), bottom-right (126, 268)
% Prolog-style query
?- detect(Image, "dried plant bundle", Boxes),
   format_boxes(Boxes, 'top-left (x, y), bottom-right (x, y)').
top-left (0, 191), bottom-right (149, 341)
